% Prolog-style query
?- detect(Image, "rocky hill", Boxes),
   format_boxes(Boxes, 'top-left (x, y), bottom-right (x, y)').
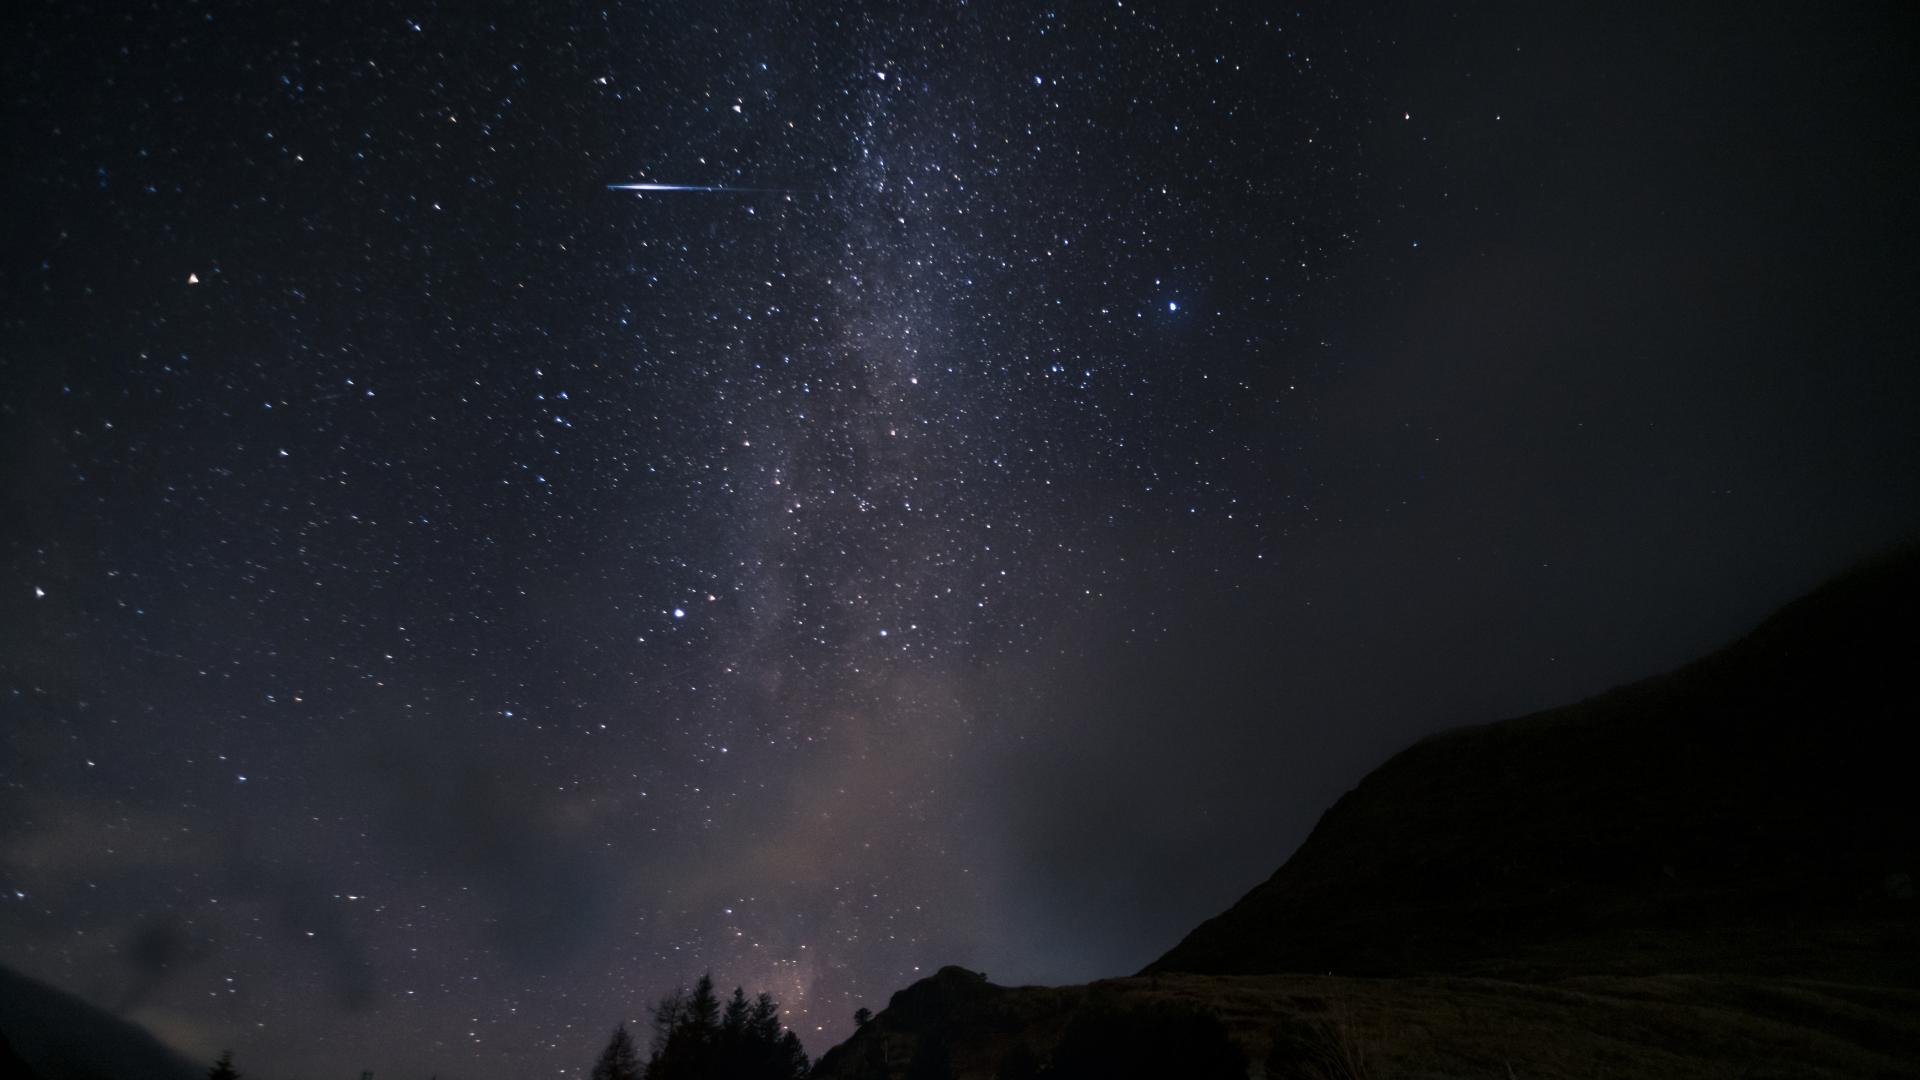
top-left (812, 546), bottom-right (1920, 1078)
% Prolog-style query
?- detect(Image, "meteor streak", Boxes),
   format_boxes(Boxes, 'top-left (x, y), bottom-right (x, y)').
top-left (607, 182), bottom-right (788, 193)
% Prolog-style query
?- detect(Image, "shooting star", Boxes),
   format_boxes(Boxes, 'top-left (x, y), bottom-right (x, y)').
top-left (608, 182), bottom-right (792, 193)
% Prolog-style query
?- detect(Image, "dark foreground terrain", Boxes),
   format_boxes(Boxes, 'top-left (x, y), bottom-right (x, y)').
top-left (815, 965), bottom-right (1918, 1079)
top-left (815, 547), bottom-right (1920, 1079)
top-left (0, 964), bottom-right (201, 1080)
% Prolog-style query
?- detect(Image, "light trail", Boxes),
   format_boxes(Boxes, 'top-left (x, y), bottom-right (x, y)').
top-left (607, 182), bottom-right (791, 193)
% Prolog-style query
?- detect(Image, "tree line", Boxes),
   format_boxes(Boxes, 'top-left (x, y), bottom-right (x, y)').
top-left (592, 973), bottom-right (809, 1080)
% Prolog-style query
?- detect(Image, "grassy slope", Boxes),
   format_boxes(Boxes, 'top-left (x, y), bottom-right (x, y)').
top-left (815, 969), bottom-right (1920, 1079)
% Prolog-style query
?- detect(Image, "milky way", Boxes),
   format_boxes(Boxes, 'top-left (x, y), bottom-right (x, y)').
top-left (6, 3), bottom-right (1918, 1079)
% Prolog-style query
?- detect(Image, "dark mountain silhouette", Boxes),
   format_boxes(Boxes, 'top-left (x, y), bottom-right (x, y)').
top-left (814, 545), bottom-right (1920, 1078)
top-left (1148, 542), bottom-right (1919, 984)
top-left (0, 963), bottom-right (202, 1080)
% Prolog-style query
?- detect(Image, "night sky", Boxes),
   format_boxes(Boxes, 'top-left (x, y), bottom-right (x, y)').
top-left (4, 3), bottom-right (1918, 1078)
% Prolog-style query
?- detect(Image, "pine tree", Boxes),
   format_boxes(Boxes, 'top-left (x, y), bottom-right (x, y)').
top-left (591, 1022), bottom-right (642, 1080)
top-left (747, 994), bottom-right (778, 1039)
top-left (685, 973), bottom-right (721, 1040)
top-left (774, 1029), bottom-right (810, 1080)
top-left (714, 987), bottom-right (753, 1077)
top-left (645, 989), bottom-right (690, 1080)
top-left (206, 1050), bottom-right (241, 1080)
top-left (853, 1007), bottom-right (873, 1028)
top-left (648, 989), bottom-right (685, 1056)
top-left (723, 987), bottom-right (751, 1037)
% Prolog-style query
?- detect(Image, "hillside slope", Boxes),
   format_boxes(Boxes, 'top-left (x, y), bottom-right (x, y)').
top-left (1147, 545), bottom-right (1919, 983)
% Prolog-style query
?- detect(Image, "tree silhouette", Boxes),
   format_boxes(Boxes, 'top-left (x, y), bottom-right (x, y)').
top-left (773, 1030), bottom-right (809, 1079)
top-left (206, 1050), bottom-right (241, 1080)
top-left (853, 1007), bottom-right (873, 1028)
top-left (749, 992), bottom-right (782, 1044)
top-left (686, 974), bottom-right (721, 1038)
top-left (591, 1022), bottom-right (642, 1080)
top-left (723, 987), bottom-right (752, 1038)
top-left (637, 973), bottom-right (808, 1080)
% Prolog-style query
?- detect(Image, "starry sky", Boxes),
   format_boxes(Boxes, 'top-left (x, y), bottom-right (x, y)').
top-left (4, 3), bottom-right (1918, 1078)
